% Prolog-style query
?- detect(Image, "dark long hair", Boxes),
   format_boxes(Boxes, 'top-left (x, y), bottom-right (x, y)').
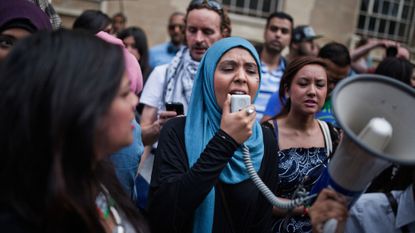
top-left (73, 10), bottom-right (111, 34)
top-left (274, 56), bottom-right (327, 118)
top-left (318, 42), bottom-right (351, 67)
top-left (0, 29), bottom-right (148, 233)
top-left (375, 57), bottom-right (413, 86)
top-left (118, 26), bottom-right (150, 80)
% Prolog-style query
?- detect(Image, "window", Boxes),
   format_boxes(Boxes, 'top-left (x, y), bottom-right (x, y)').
top-left (219, 0), bottom-right (281, 18)
top-left (356, 0), bottom-right (415, 44)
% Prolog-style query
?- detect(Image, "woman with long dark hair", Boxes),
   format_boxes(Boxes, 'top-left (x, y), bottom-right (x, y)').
top-left (118, 26), bottom-right (150, 81)
top-left (0, 30), bottom-right (148, 233)
top-left (268, 56), bottom-right (342, 233)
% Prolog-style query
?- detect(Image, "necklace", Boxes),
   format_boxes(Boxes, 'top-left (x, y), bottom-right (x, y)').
top-left (96, 184), bottom-right (125, 233)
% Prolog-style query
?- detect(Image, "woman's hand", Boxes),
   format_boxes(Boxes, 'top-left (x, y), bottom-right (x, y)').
top-left (309, 188), bottom-right (348, 233)
top-left (220, 94), bottom-right (256, 144)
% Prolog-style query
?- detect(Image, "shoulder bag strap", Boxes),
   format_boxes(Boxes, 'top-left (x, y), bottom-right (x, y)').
top-left (385, 192), bottom-right (398, 216)
top-left (385, 192), bottom-right (409, 233)
top-left (271, 119), bottom-right (279, 142)
top-left (317, 120), bottom-right (332, 157)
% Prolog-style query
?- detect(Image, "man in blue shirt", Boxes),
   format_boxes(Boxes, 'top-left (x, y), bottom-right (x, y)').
top-left (254, 12), bottom-right (293, 121)
top-left (261, 25), bottom-right (322, 122)
top-left (345, 166), bottom-right (415, 233)
top-left (149, 12), bottom-right (185, 69)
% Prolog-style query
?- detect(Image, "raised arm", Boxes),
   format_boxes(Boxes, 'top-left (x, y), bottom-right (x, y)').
top-left (147, 117), bottom-right (239, 233)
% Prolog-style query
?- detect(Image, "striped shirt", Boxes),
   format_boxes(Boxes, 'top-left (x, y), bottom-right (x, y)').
top-left (254, 58), bottom-right (286, 121)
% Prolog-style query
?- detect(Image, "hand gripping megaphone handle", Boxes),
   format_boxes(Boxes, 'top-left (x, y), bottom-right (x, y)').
top-left (320, 118), bottom-right (393, 233)
top-left (322, 219), bottom-right (338, 233)
top-left (316, 74), bottom-right (415, 233)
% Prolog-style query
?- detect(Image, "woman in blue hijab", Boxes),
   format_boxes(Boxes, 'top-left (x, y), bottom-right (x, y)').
top-left (147, 37), bottom-right (279, 233)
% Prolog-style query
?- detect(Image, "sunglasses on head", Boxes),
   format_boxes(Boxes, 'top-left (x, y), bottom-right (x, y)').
top-left (189, 0), bottom-right (223, 11)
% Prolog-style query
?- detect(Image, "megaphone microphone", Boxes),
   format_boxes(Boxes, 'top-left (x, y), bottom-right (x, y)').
top-left (310, 74), bottom-right (415, 233)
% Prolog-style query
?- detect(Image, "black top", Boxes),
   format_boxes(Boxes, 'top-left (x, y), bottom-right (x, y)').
top-left (147, 117), bottom-right (279, 233)
top-left (0, 207), bottom-right (38, 233)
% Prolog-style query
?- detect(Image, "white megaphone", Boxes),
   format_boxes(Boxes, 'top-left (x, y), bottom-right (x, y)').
top-left (310, 74), bottom-right (415, 207)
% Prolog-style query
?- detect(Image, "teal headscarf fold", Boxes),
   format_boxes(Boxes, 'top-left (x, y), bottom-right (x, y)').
top-left (184, 37), bottom-right (264, 233)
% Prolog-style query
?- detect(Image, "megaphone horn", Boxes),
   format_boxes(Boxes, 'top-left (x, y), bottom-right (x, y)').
top-left (311, 74), bottom-right (415, 206)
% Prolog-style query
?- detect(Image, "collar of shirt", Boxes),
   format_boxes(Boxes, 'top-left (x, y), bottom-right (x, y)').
top-left (182, 47), bottom-right (199, 67)
top-left (260, 57), bottom-right (286, 75)
top-left (395, 184), bottom-right (415, 229)
top-left (167, 42), bottom-right (184, 55)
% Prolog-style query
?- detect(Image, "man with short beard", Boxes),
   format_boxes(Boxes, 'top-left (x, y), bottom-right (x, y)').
top-left (255, 11), bottom-right (293, 121)
top-left (286, 25), bottom-right (322, 63)
top-left (138, 0), bottom-right (231, 187)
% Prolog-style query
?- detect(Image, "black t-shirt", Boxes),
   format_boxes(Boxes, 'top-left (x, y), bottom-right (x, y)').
top-left (148, 117), bottom-right (279, 233)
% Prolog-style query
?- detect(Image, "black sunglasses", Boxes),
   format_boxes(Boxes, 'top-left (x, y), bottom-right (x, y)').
top-left (189, 0), bottom-right (223, 10)
top-left (168, 24), bottom-right (185, 31)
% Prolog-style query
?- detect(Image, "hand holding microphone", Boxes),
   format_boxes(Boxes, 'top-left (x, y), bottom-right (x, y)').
top-left (220, 94), bottom-right (256, 144)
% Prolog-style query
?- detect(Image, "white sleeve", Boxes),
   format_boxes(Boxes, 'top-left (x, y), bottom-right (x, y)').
top-left (140, 64), bottom-right (169, 109)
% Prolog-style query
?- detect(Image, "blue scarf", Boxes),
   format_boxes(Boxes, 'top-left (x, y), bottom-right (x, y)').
top-left (184, 37), bottom-right (264, 233)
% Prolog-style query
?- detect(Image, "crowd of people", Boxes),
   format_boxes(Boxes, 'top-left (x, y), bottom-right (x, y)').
top-left (0, 0), bottom-right (414, 233)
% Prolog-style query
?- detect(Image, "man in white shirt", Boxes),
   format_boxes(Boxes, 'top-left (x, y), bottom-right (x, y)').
top-left (138, 0), bottom-right (231, 184)
top-left (345, 167), bottom-right (415, 233)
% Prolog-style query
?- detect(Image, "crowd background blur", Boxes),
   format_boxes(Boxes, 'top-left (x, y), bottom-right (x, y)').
top-left (1, 0), bottom-right (415, 232)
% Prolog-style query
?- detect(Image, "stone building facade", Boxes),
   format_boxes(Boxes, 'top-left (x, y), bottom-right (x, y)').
top-left (52, 0), bottom-right (414, 59)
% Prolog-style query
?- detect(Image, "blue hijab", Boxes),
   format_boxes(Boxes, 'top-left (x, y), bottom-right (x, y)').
top-left (184, 37), bottom-right (264, 233)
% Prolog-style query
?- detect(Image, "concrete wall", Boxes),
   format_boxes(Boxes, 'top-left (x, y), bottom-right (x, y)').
top-left (52, 0), bottom-right (363, 49)
top-left (310, 0), bottom-right (360, 45)
top-left (53, 0), bottom-right (99, 28)
top-left (284, 0), bottom-right (317, 25)
top-left (284, 0), bottom-right (360, 46)
top-left (53, 0), bottom-right (190, 46)
top-left (228, 13), bottom-right (265, 44)
top-left (104, 0), bottom-right (188, 47)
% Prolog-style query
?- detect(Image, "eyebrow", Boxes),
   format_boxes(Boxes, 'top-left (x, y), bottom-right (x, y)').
top-left (245, 62), bottom-right (258, 67)
top-left (0, 34), bottom-right (17, 40)
top-left (270, 25), bottom-right (290, 30)
top-left (297, 76), bottom-right (327, 82)
top-left (218, 60), bottom-right (237, 66)
top-left (219, 60), bottom-right (257, 66)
